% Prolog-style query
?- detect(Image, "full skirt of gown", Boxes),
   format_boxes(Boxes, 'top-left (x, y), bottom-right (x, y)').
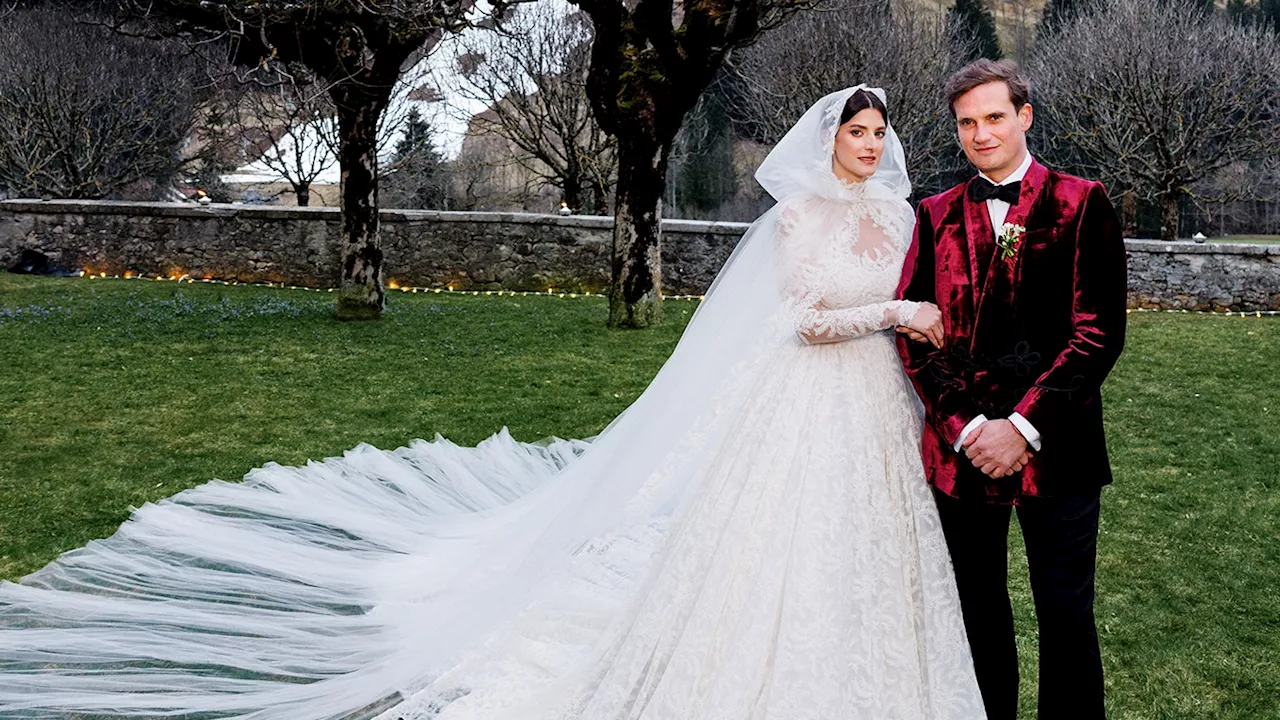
top-left (382, 331), bottom-right (985, 720)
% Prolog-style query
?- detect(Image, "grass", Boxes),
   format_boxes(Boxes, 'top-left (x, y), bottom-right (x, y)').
top-left (0, 272), bottom-right (690, 580)
top-left (2, 272), bottom-right (1278, 719)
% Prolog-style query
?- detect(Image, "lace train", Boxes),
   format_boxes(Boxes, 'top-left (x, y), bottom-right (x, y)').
top-left (0, 432), bottom-right (588, 718)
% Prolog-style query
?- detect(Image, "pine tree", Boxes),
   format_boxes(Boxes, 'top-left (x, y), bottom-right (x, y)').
top-left (394, 109), bottom-right (435, 162)
top-left (383, 108), bottom-right (448, 210)
top-left (949, 0), bottom-right (1002, 61)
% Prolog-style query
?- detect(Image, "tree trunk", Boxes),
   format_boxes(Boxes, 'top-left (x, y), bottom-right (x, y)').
top-left (1121, 191), bottom-right (1138, 238)
top-left (331, 84), bottom-right (391, 321)
top-left (608, 139), bottom-right (668, 328)
top-left (296, 182), bottom-right (311, 207)
top-left (562, 170), bottom-right (584, 213)
top-left (1160, 191), bottom-right (1180, 241)
top-left (591, 178), bottom-right (609, 216)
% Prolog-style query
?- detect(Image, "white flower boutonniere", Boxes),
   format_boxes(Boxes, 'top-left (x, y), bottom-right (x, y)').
top-left (997, 222), bottom-right (1026, 261)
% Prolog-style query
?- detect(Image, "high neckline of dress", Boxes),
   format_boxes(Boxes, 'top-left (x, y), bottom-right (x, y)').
top-left (816, 168), bottom-right (870, 204)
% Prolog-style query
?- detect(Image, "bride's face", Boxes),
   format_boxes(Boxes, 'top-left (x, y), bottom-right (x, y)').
top-left (831, 107), bottom-right (886, 184)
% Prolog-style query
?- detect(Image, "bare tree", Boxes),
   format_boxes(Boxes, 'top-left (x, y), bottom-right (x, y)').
top-left (443, 2), bottom-right (615, 214)
top-left (732, 1), bottom-right (975, 198)
top-left (117, 0), bottom-right (504, 319)
top-left (1029, 0), bottom-right (1280, 240)
top-left (0, 7), bottom-right (199, 200)
top-left (215, 67), bottom-right (421, 209)
top-left (225, 74), bottom-right (338, 207)
top-left (569, 0), bottom-right (808, 328)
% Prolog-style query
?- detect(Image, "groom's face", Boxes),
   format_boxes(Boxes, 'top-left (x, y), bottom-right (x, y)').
top-left (953, 81), bottom-right (1034, 183)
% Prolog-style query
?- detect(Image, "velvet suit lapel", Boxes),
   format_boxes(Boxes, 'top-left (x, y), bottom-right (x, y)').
top-left (971, 158), bottom-right (1051, 351)
top-left (961, 181), bottom-right (994, 343)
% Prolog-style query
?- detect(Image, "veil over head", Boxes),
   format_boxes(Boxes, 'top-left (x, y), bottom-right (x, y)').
top-left (755, 85), bottom-right (912, 204)
top-left (0, 86), bottom-right (916, 719)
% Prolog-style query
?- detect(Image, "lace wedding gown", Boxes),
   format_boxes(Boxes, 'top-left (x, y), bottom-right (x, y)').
top-left (0, 86), bottom-right (984, 719)
top-left (376, 186), bottom-right (984, 720)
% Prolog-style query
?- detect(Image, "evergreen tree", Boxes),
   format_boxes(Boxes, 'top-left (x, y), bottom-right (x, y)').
top-left (382, 108), bottom-right (448, 210)
top-left (949, 0), bottom-right (1002, 61)
top-left (394, 109), bottom-right (434, 162)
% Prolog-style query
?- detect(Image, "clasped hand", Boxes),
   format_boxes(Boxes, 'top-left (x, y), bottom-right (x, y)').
top-left (896, 307), bottom-right (1031, 479)
top-left (896, 301), bottom-right (944, 348)
top-left (962, 419), bottom-right (1031, 479)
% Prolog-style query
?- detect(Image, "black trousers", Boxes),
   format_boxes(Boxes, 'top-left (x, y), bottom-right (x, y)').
top-left (933, 487), bottom-right (1105, 720)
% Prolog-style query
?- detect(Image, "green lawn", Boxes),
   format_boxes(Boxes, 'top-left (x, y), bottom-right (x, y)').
top-left (1, 272), bottom-right (1278, 719)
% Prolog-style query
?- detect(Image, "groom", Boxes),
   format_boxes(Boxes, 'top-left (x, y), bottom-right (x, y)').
top-left (896, 60), bottom-right (1127, 720)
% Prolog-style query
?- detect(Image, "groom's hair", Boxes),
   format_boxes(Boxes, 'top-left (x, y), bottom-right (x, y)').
top-left (944, 59), bottom-right (1031, 116)
top-left (840, 89), bottom-right (889, 126)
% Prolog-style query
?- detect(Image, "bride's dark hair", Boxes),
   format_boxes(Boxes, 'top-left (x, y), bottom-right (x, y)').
top-left (839, 89), bottom-right (889, 126)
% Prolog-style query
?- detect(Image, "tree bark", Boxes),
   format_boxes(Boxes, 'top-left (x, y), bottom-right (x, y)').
top-left (332, 80), bottom-right (392, 320)
top-left (591, 178), bottom-right (609, 215)
top-left (296, 182), bottom-right (311, 207)
top-left (608, 139), bottom-right (668, 328)
top-left (1160, 191), bottom-right (1180, 241)
top-left (1121, 190), bottom-right (1138, 238)
top-left (562, 166), bottom-right (584, 212)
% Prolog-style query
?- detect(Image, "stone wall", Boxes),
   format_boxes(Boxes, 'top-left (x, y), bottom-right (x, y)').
top-left (0, 200), bottom-right (742, 296)
top-left (2, 200), bottom-right (1277, 310)
top-left (1124, 239), bottom-right (1280, 312)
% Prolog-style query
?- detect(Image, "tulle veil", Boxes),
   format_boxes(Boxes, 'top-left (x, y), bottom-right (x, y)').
top-left (0, 85), bottom-right (911, 718)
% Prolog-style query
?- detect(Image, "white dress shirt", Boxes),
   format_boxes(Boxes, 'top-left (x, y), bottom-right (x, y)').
top-left (954, 151), bottom-right (1043, 453)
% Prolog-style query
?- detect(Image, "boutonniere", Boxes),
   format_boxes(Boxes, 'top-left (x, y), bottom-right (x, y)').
top-left (996, 222), bottom-right (1026, 261)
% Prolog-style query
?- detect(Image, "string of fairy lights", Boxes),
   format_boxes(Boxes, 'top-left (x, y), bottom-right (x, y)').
top-left (70, 269), bottom-right (1280, 316)
top-left (73, 269), bottom-right (708, 301)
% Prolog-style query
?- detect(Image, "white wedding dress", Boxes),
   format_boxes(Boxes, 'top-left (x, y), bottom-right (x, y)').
top-left (0, 87), bottom-right (985, 719)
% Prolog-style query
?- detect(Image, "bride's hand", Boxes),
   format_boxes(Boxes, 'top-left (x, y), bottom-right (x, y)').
top-left (902, 302), bottom-right (944, 349)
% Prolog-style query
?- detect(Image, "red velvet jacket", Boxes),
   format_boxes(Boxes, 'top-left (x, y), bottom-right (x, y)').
top-left (895, 159), bottom-right (1127, 503)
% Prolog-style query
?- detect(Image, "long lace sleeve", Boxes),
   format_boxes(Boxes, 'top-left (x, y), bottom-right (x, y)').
top-left (775, 198), bottom-right (920, 345)
top-left (790, 300), bottom-right (920, 344)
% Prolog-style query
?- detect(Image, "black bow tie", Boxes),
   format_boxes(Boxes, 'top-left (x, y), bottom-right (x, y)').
top-left (968, 178), bottom-right (1022, 205)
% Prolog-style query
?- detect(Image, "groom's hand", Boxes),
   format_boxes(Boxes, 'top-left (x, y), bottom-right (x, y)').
top-left (962, 420), bottom-right (1029, 478)
top-left (895, 326), bottom-right (930, 344)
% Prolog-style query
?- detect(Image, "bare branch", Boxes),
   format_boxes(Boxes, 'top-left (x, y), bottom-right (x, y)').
top-left (1030, 0), bottom-right (1280, 239)
top-left (441, 2), bottom-right (615, 212)
top-left (730, 0), bottom-right (975, 196)
top-left (0, 7), bottom-right (200, 200)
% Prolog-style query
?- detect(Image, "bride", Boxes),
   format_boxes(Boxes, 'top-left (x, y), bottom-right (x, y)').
top-left (0, 87), bottom-right (986, 719)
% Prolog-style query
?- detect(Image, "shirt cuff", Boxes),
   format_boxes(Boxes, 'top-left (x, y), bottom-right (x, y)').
top-left (1008, 412), bottom-right (1042, 452)
top-left (953, 415), bottom-right (988, 452)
